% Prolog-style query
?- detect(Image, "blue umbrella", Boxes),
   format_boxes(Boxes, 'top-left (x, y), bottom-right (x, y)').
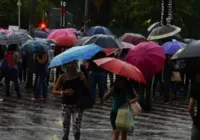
top-left (162, 39), bottom-right (186, 55)
top-left (87, 26), bottom-right (112, 36)
top-left (49, 43), bottom-right (103, 68)
top-left (21, 40), bottom-right (50, 53)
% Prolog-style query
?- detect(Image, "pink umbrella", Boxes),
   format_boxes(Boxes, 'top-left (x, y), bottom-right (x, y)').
top-left (54, 34), bottom-right (77, 48)
top-left (122, 42), bottom-right (136, 49)
top-left (125, 41), bottom-right (166, 79)
top-left (47, 29), bottom-right (76, 40)
top-left (0, 29), bottom-right (13, 35)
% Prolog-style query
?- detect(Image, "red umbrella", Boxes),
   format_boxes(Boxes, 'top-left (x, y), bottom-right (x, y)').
top-left (54, 34), bottom-right (77, 47)
top-left (94, 57), bottom-right (146, 84)
top-left (119, 33), bottom-right (147, 45)
top-left (125, 42), bottom-right (166, 79)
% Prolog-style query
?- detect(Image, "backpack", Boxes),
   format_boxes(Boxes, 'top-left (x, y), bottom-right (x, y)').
top-left (3, 51), bottom-right (15, 69)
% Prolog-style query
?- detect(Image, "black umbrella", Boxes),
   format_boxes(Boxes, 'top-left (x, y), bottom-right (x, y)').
top-left (147, 25), bottom-right (181, 41)
top-left (83, 34), bottom-right (123, 48)
top-left (171, 40), bottom-right (200, 60)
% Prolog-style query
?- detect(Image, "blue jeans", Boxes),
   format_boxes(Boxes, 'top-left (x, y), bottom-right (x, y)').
top-left (88, 71), bottom-right (106, 99)
top-left (36, 72), bottom-right (48, 99)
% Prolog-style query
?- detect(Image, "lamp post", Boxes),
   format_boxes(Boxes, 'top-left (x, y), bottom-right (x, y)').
top-left (84, 0), bottom-right (89, 32)
top-left (17, 0), bottom-right (21, 30)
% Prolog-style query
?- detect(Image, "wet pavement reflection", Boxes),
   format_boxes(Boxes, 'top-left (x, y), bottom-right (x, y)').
top-left (0, 84), bottom-right (191, 140)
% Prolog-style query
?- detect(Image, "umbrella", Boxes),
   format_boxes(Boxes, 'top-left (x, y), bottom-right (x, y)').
top-left (148, 25), bottom-right (181, 40)
top-left (75, 36), bottom-right (90, 46)
top-left (162, 39), bottom-right (186, 55)
top-left (87, 26), bottom-right (112, 36)
top-left (35, 30), bottom-right (48, 38)
top-left (93, 57), bottom-right (146, 84)
top-left (47, 29), bottom-right (76, 39)
top-left (48, 43), bottom-right (103, 68)
top-left (1, 32), bottom-right (32, 45)
top-left (83, 34), bottom-right (123, 49)
top-left (125, 42), bottom-right (166, 79)
top-left (122, 42), bottom-right (136, 49)
top-left (21, 40), bottom-right (50, 53)
top-left (119, 33), bottom-right (147, 45)
top-left (171, 40), bottom-right (200, 60)
top-left (147, 22), bottom-right (160, 32)
top-left (183, 38), bottom-right (196, 44)
top-left (54, 34), bottom-right (77, 47)
top-left (0, 29), bottom-right (13, 35)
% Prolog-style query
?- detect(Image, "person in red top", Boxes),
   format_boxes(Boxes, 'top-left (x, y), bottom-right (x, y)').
top-left (2, 44), bottom-right (21, 98)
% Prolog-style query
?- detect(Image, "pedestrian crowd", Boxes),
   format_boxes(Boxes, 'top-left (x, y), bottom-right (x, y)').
top-left (0, 26), bottom-right (199, 140)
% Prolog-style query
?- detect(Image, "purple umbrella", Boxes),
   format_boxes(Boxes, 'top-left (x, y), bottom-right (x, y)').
top-left (162, 39), bottom-right (186, 55)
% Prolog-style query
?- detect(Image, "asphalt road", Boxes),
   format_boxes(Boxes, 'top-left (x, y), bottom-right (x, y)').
top-left (0, 82), bottom-right (191, 140)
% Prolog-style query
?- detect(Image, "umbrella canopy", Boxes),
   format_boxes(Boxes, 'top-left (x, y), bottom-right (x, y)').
top-left (54, 34), bottom-right (77, 47)
top-left (125, 42), bottom-right (166, 79)
top-left (21, 40), bottom-right (51, 53)
top-left (47, 29), bottom-right (76, 40)
top-left (183, 38), bottom-right (196, 44)
top-left (75, 36), bottom-right (90, 46)
top-left (87, 26), bottom-right (112, 36)
top-left (147, 22), bottom-right (160, 32)
top-left (162, 39), bottom-right (186, 55)
top-left (83, 34), bottom-right (123, 48)
top-left (148, 25), bottom-right (181, 40)
top-left (49, 44), bottom-right (103, 68)
top-left (0, 29), bottom-right (13, 35)
top-left (171, 40), bottom-right (200, 60)
top-left (0, 32), bottom-right (32, 45)
top-left (122, 42), bottom-right (136, 49)
top-left (35, 30), bottom-right (48, 38)
top-left (119, 33), bottom-right (147, 45)
top-left (94, 57), bottom-right (146, 84)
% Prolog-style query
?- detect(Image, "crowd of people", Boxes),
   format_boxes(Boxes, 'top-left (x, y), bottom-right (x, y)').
top-left (0, 33), bottom-right (199, 140)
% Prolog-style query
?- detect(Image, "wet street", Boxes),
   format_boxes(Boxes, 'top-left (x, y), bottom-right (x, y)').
top-left (0, 82), bottom-right (191, 140)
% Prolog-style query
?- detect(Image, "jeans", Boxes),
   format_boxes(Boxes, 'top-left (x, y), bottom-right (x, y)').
top-left (88, 71), bottom-right (106, 99)
top-left (5, 68), bottom-right (20, 96)
top-left (35, 72), bottom-right (47, 99)
top-left (191, 125), bottom-right (200, 140)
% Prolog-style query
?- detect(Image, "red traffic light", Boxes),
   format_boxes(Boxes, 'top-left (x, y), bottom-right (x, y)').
top-left (60, 7), bottom-right (66, 13)
top-left (40, 23), bottom-right (46, 29)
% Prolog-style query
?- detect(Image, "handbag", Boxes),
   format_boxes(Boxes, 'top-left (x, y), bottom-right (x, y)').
top-left (115, 105), bottom-right (134, 131)
top-left (131, 102), bottom-right (142, 116)
top-left (76, 80), bottom-right (94, 110)
top-left (171, 71), bottom-right (181, 82)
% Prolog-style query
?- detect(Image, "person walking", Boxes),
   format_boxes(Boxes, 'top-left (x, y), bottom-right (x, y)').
top-left (189, 72), bottom-right (200, 140)
top-left (104, 76), bottom-right (138, 140)
top-left (52, 61), bottom-right (88, 140)
top-left (33, 52), bottom-right (48, 101)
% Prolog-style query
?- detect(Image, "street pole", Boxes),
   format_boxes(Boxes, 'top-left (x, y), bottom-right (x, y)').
top-left (84, 0), bottom-right (89, 33)
top-left (17, 0), bottom-right (21, 30)
top-left (60, 0), bottom-right (67, 28)
top-left (26, 0), bottom-right (37, 89)
top-left (29, 0), bottom-right (36, 38)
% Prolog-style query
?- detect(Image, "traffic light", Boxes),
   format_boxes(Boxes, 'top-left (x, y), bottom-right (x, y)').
top-left (40, 22), bottom-right (46, 29)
